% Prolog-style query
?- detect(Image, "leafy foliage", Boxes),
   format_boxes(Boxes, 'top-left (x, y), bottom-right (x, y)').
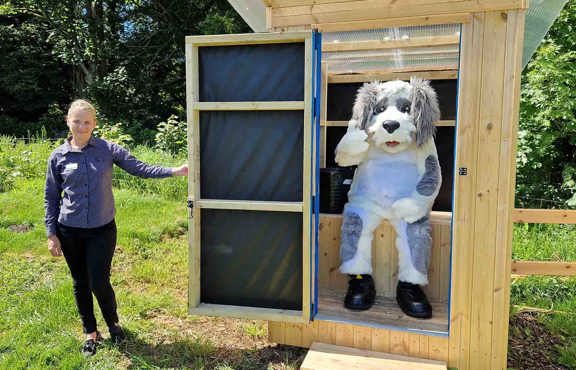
top-left (0, 0), bottom-right (249, 138)
top-left (94, 121), bottom-right (134, 147)
top-left (516, 1), bottom-right (576, 208)
top-left (154, 115), bottom-right (187, 155)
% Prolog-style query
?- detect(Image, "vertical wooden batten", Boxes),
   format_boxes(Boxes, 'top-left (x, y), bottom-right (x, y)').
top-left (490, 9), bottom-right (525, 370)
top-left (302, 36), bottom-right (313, 323)
top-left (185, 42), bottom-right (201, 310)
top-left (448, 10), bottom-right (526, 370)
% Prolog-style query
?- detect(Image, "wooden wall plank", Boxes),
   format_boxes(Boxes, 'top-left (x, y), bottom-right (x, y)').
top-left (185, 31), bottom-right (310, 46)
top-left (196, 200), bottom-right (302, 212)
top-left (353, 326), bottom-right (373, 350)
top-left (284, 322), bottom-right (305, 346)
top-left (269, 318), bottom-right (449, 361)
top-left (317, 320), bottom-right (336, 344)
top-left (268, 0), bottom-right (464, 7)
top-left (448, 12), bottom-right (484, 370)
top-left (314, 14), bottom-right (472, 32)
top-left (468, 11), bottom-right (507, 368)
top-left (335, 323), bottom-right (355, 347)
top-left (192, 304), bottom-right (303, 322)
top-left (371, 327), bottom-right (390, 353)
top-left (490, 10), bottom-right (525, 370)
top-left (328, 70), bottom-right (458, 83)
top-left (429, 335), bottom-right (450, 362)
top-left (268, 321), bottom-right (286, 343)
top-left (512, 208), bottom-right (576, 224)
top-left (270, 0), bottom-right (527, 29)
top-left (192, 101), bottom-right (304, 110)
top-left (511, 261), bottom-right (576, 276)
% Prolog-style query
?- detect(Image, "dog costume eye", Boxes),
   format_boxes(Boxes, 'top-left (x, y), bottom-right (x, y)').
top-left (401, 105), bottom-right (410, 114)
top-left (373, 106), bottom-right (385, 114)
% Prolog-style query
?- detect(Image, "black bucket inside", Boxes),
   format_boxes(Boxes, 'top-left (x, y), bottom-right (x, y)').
top-left (319, 167), bottom-right (355, 214)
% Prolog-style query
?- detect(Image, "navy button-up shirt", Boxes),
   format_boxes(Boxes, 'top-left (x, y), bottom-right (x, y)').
top-left (44, 136), bottom-right (173, 236)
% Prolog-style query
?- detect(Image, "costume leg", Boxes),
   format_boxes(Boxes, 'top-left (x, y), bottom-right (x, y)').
top-left (390, 217), bottom-right (432, 285)
top-left (339, 203), bottom-right (381, 275)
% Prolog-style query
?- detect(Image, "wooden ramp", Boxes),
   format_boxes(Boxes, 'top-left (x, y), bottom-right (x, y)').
top-left (300, 342), bottom-right (447, 370)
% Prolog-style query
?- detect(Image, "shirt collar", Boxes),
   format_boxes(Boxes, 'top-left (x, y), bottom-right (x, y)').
top-left (62, 136), bottom-right (97, 154)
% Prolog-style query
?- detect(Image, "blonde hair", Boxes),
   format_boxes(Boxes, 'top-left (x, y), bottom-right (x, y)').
top-left (68, 99), bottom-right (97, 118)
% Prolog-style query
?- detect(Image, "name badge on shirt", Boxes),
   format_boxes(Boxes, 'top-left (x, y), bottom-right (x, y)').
top-left (65, 163), bottom-right (78, 171)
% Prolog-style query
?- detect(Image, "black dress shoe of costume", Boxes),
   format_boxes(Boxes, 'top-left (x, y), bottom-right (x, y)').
top-left (396, 281), bottom-right (432, 319)
top-left (344, 274), bottom-right (376, 311)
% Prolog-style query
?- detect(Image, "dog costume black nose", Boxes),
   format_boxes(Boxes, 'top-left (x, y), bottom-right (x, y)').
top-left (382, 120), bottom-right (400, 133)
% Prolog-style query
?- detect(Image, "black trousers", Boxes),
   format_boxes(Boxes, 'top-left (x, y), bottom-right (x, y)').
top-left (58, 220), bottom-right (119, 334)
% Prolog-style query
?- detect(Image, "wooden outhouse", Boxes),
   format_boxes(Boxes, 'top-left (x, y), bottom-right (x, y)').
top-left (185, 1), bottom-right (567, 368)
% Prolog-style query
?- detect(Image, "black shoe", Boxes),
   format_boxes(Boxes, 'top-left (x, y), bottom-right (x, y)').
top-left (81, 338), bottom-right (97, 357)
top-left (109, 325), bottom-right (126, 345)
top-left (396, 281), bottom-right (432, 319)
top-left (344, 274), bottom-right (376, 311)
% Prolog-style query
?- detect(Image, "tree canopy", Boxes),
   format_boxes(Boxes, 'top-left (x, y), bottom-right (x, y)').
top-left (0, 0), bottom-right (574, 206)
top-left (0, 0), bottom-right (249, 139)
top-left (517, 0), bottom-right (576, 208)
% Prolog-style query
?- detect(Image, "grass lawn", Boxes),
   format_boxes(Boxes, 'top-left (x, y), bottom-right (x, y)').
top-left (0, 177), bottom-right (305, 369)
top-left (1, 138), bottom-right (575, 369)
top-left (509, 224), bottom-right (576, 369)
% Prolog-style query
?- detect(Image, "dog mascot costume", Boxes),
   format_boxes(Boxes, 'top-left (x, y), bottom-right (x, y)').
top-left (335, 78), bottom-right (441, 319)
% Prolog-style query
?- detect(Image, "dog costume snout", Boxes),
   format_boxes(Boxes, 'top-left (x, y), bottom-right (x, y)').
top-left (382, 120), bottom-right (400, 133)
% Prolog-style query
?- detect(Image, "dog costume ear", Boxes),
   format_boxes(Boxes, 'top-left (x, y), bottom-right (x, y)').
top-left (410, 77), bottom-right (440, 146)
top-left (351, 81), bottom-right (380, 130)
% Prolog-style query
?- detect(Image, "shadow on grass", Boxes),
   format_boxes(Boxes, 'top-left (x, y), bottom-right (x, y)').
top-left (113, 328), bottom-right (306, 369)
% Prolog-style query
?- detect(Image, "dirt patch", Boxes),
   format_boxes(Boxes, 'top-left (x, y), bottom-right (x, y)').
top-left (8, 223), bottom-right (32, 233)
top-left (508, 311), bottom-right (569, 370)
top-left (140, 309), bottom-right (306, 368)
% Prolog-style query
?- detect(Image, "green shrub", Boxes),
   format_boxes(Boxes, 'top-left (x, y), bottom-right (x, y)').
top-left (155, 115), bottom-right (187, 155)
top-left (94, 121), bottom-right (134, 147)
top-left (0, 136), bottom-right (57, 192)
top-left (112, 145), bottom-right (187, 200)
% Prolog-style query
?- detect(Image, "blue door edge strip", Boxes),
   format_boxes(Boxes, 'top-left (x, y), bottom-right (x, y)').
top-left (309, 30), bottom-right (322, 320)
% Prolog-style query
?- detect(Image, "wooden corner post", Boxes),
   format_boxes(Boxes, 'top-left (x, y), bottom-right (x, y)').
top-left (449, 9), bottom-right (526, 370)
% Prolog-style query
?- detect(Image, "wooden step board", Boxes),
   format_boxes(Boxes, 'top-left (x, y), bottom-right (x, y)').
top-left (301, 342), bottom-right (447, 370)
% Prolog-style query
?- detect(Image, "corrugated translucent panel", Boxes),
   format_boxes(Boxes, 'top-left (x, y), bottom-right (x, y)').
top-left (523, 0), bottom-right (569, 69)
top-left (322, 24), bottom-right (460, 43)
top-left (322, 24), bottom-right (460, 73)
top-left (324, 45), bottom-right (459, 73)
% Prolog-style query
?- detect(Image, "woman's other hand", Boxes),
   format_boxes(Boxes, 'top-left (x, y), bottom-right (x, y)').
top-left (48, 235), bottom-right (63, 257)
top-left (171, 164), bottom-right (189, 177)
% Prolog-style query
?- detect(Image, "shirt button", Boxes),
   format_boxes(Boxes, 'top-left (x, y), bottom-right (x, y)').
top-left (84, 195), bottom-right (88, 198)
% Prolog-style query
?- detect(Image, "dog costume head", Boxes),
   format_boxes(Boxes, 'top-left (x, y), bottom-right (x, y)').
top-left (351, 78), bottom-right (440, 153)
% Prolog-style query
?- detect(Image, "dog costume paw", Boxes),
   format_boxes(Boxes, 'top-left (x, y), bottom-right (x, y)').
top-left (335, 128), bottom-right (369, 166)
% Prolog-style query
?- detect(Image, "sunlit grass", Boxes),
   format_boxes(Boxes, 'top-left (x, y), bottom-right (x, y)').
top-left (0, 139), bottom-right (303, 369)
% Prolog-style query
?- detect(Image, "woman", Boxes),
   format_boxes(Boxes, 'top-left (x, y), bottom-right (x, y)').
top-left (44, 99), bottom-right (188, 356)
